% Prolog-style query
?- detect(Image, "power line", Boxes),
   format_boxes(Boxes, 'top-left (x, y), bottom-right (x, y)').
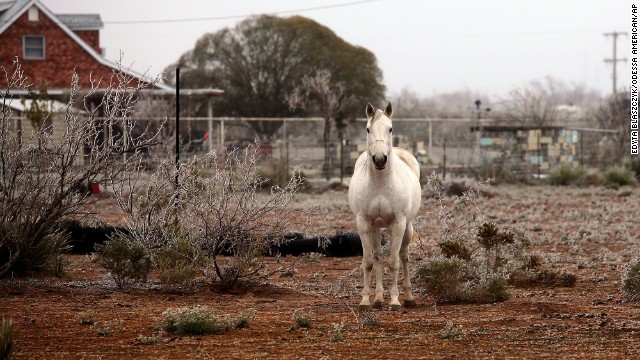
top-left (604, 31), bottom-right (628, 94)
top-left (103, 0), bottom-right (381, 25)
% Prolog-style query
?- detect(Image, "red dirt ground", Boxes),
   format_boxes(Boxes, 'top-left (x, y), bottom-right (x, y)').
top-left (1, 185), bottom-right (639, 359)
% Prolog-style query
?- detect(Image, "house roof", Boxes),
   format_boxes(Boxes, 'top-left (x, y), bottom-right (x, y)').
top-left (2, 98), bottom-right (86, 113)
top-left (0, 0), bottom-right (174, 90)
top-left (56, 14), bottom-right (103, 30)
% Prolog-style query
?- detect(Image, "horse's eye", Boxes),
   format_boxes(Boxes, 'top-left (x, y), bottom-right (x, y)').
top-left (366, 128), bottom-right (370, 133)
top-left (389, 128), bottom-right (393, 133)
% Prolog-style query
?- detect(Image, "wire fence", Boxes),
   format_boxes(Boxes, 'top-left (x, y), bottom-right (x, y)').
top-left (9, 114), bottom-right (618, 182)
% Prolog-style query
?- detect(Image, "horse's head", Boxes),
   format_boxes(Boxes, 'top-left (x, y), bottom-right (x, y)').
top-left (365, 102), bottom-right (393, 170)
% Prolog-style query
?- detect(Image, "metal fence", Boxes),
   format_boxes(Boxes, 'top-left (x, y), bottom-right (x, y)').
top-left (10, 114), bottom-right (617, 182)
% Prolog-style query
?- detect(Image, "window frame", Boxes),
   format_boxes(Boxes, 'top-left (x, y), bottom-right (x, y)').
top-left (23, 35), bottom-right (45, 60)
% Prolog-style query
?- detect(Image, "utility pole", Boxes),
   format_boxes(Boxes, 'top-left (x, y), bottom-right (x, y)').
top-left (604, 31), bottom-right (628, 94)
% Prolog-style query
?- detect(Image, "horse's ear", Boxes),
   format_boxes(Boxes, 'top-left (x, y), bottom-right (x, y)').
top-left (384, 102), bottom-right (393, 117)
top-left (366, 102), bottom-right (375, 118)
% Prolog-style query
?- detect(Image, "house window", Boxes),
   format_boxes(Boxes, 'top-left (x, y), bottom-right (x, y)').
top-left (28, 6), bottom-right (39, 21)
top-left (23, 35), bottom-right (45, 59)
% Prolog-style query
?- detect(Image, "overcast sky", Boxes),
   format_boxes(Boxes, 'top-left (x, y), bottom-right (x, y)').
top-left (43, 0), bottom-right (629, 100)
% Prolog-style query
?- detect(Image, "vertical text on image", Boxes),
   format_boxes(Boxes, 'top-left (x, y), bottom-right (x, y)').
top-left (631, 4), bottom-right (638, 154)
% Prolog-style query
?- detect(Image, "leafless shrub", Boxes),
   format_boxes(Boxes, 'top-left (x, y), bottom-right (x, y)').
top-left (113, 145), bottom-right (311, 290)
top-left (0, 59), bottom-right (163, 277)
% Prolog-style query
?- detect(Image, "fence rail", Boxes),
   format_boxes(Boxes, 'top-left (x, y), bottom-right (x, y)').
top-left (7, 114), bottom-right (618, 181)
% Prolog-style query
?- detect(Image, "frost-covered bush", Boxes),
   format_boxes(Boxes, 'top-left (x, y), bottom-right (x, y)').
top-left (160, 306), bottom-right (254, 335)
top-left (548, 165), bottom-right (582, 186)
top-left (604, 167), bottom-right (637, 188)
top-left (417, 172), bottom-right (575, 304)
top-left (0, 59), bottom-right (162, 277)
top-left (113, 147), bottom-right (313, 291)
top-left (623, 259), bottom-right (640, 302)
top-left (161, 306), bottom-right (232, 335)
top-left (94, 234), bottom-right (151, 289)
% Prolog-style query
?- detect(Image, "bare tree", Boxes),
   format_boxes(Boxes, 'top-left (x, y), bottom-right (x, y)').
top-left (501, 84), bottom-right (560, 126)
top-left (287, 69), bottom-right (353, 180)
top-left (595, 91), bottom-right (631, 163)
top-left (0, 59), bottom-right (163, 277)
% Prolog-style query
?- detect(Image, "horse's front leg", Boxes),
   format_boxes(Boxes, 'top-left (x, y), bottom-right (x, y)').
top-left (356, 214), bottom-right (375, 309)
top-left (371, 228), bottom-right (384, 308)
top-left (388, 217), bottom-right (407, 310)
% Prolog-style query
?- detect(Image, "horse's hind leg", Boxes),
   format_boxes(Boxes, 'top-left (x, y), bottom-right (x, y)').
top-left (401, 222), bottom-right (416, 307)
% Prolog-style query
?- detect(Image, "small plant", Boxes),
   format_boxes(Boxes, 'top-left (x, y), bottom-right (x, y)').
top-left (475, 274), bottom-right (511, 303)
top-left (154, 229), bottom-right (207, 287)
top-left (604, 167), bottom-right (637, 188)
top-left (0, 318), bottom-right (15, 360)
top-left (416, 257), bottom-right (466, 303)
top-left (304, 252), bottom-right (324, 263)
top-left (548, 165), bottom-right (582, 186)
top-left (137, 335), bottom-right (159, 345)
top-left (234, 310), bottom-right (256, 329)
top-left (79, 311), bottom-right (96, 326)
top-left (359, 311), bottom-right (381, 328)
top-left (625, 157), bottom-right (640, 179)
top-left (290, 309), bottom-right (313, 331)
top-left (0, 228), bottom-right (71, 277)
top-left (477, 222), bottom-right (515, 267)
top-left (161, 306), bottom-right (233, 335)
top-left (94, 234), bottom-right (152, 289)
top-left (623, 259), bottom-right (640, 302)
top-left (329, 322), bottom-right (344, 343)
top-left (93, 319), bottom-right (125, 337)
top-left (440, 321), bottom-right (461, 340)
top-left (577, 169), bottom-right (603, 187)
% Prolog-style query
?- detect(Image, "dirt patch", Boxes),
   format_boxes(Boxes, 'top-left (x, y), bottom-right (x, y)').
top-left (2, 185), bottom-right (640, 359)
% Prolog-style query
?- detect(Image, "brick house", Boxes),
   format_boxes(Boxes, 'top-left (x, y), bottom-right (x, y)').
top-left (1, 0), bottom-right (224, 160)
top-left (0, 0), bottom-right (173, 91)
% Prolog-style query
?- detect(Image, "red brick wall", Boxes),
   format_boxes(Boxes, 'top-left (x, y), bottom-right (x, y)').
top-left (0, 8), bottom-right (140, 89)
top-left (72, 30), bottom-right (100, 54)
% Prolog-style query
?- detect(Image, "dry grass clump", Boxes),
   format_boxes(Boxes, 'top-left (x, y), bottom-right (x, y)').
top-left (548, 165), bottom-right (582, 186)
top-left (604, 167), bottom-right (637, 188)
top-left (161, 306), bottom-right (254, 335)
top-left (0, 318), bottom-right (15, 360)
top-left (622, 259), bottom-right (640, 302)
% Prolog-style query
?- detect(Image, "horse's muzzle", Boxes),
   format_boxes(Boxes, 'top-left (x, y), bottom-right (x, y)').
top-left (372, 154), bottom-right (387, 170)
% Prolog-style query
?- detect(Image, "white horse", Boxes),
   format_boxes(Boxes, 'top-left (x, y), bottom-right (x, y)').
top-left (348, 102), bottom-right (421, 310)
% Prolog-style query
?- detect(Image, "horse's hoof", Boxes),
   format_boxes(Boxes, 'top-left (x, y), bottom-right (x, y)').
top-left (404, 299), bottom-right (417, 308)
top-left (390, 303), bottom-right (402, 311)
top-left (372, 301), bottom-right (383, 309)
top-left (358, 304), bottom-right (371, 311)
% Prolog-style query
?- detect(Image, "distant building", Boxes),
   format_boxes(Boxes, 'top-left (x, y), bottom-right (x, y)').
top-left (471, 125), bottom-right (580, 175)
top-left (0, 0), bottom-right (173, 91)
top-left (0, 0), bottom-right (225, 155)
